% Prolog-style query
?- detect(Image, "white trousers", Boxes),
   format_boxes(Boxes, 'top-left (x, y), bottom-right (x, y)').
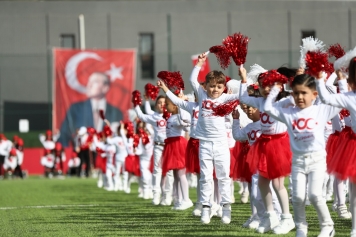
top-left (199, 140), bottom-right (231, 206)
top-left (291, 151), bottom-right (334, 229)
top-left (152, 145), bottom-right (164, 194)
top-left (140, 159), bottom-right (152, 193)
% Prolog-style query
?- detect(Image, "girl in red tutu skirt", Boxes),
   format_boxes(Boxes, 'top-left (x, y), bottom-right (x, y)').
top-left (266, 73), bottom-right (342, 237)
top-left (324, 76), bottom-right (352, 219)
top-left (239, 65), bottom-right (295, 234)
top-left (157, 81), bottom-right (194, 211)
top-left (317, 57), bottom-right (356, 236)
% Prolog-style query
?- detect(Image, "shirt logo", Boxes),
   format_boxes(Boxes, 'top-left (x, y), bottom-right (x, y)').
top-left (156, 120), bottom-right (167, 127)
top-left (247, 130), bottom-right (260, 141)
top-left (260, 112), bottom-right (274, 124)
top-left (292, 118), bottom-right (318, 130)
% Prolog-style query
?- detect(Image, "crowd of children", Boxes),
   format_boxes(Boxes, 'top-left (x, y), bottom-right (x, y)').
top-left (0, 134), bottom-right (24, 179)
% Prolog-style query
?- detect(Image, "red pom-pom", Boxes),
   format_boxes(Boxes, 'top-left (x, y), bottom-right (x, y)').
top-left (99, 110), bottom-right (105, 120)
top-left (138, 128), bottom-right (150, 145)
top-left (133, 134), bottom-right (140, 148)
top-left (328, 43), bottom-right (346, 60)
top-left (252, 84), bottom-right (259, 90)
top-left (103, 125), bottom-right (112, 137)
top-left (144, 83), bottom-right (160, 100)
top-left (305, 51), bottom-right (330, 77)
top-left (162, 106), bottom-right (171, 121)
top-left (55, 142), bottom-right (62, 151)
top-left (259, 70), bottom-right (288, 87)
top-left (132, 90), bottom-right (142, 107)
top-left (209, 45), bottom-right (231, 70)
top-left (212, 100), bottom-right (240, 117)
top-left (339, 109), bottom-right (350, 119)
top-left (157, 71), bottom-right (185, 93)
top-left (222, 32), bottom-right (250, 66)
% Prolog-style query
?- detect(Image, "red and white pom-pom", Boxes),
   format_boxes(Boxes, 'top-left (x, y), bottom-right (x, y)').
top-left (162, 106), bottom-right (171, 121)
top-left (157, 71), bottom-right (185, 93)
top-left (132, 90), bottom-right (142, 107)
top-left (144, 83), bottom-right (160, 100)
top-left (133, 134), bottom-right (140, 148)
top-left (305, 51), bottom-right (330, 77)
top-left (247, 64), bottom-right (268, 83)
top-left (99, 109), bottom-right (105, 120)
top-left (259, 70), bottom-right (288, 87)
top-left (299, 36), bottom-right (326, 68)
top-left (334, 46), bottom-right (356, 73)
top-left (328, 43), bottom-right (346, 60)
top-left (209, 45), bottom-right (231, 70)
top-left (212, 100), bottom-right (240, 117)
top-left (222, 32), bottom-right (249, 66)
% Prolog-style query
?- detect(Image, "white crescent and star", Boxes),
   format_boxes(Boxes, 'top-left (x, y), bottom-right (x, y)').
top-left (65, 52), bottom-right (124, 94)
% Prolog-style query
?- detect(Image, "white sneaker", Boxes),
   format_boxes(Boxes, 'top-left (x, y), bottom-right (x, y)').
top-left (337, 204), bottom-right (352, 219)
top-left (221, 205), bottom-right (231, 224)
top-left (138, 192), bottom-right (143, 198)
top-left (215, 205), bottom-right (222, 218)
top-left (242, 216), bottom-right (253, 228)
top-left (152, 193), bottom-right (161, 205)
top-left (143, 191), bottom-right (151, 200)
top-left (351, 229), bottom-right (356, 237)
top-left (273, 213), bottom-right (295, 234)
top-left (192, 203), bottom-right (202, 217)
top-left (124, 188), bottom-right (131, 194)
top-left (201, 207), bottom-right (211, 224)
top-left (97, 179), bottom-right (103, 188)
top-left (104, 186), bottom-right (114, 191)
top-left (171, 201), bottom-right (181, 210)
top-left (231, 195), bottom-right (236, 204)
top-left (296, 228), bottom-right (308, 237)
top-left (176, 200), bottom-right (194, 210)
top-left (249, 219), bottom-right (261, 229)
top-left (317, 226), bottom-right (335, 237)
top-left (241, 191), bottom-right (249, 204)
top-left (256, 212), bottom-right (279, 234)
top-left (160, 196), bottom-right (172, 206)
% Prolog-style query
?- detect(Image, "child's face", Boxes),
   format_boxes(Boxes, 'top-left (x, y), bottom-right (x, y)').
top-left (240, 104), bottom-right (248, 114)
top-left (291, 84), bottom-right (317, 109)
top-left (155, 98), bottom-right (165, 113)
top-left (258, 80), bottom-right (271, 98)
top-left (247, 107), bottom-right (260, 122)
top-left (206, 81), bottom-right (225, 99)
top-left (165, 98), bottom-right (177, 114)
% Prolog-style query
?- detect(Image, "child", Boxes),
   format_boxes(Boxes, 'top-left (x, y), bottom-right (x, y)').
top-left (3, 148), bottom-right (19, 178)
top-left (39, 130), bottom-right (56, 178)
top-left (67, 151), bottom-right (81, 176)
top-left (165, 53), bottom-right (241, 224)
top-left (239, 67), bottom-right (295, 234)
top-left (157, 92), bottom-right (193, 210)
top-left (316, 57), bottom-right (356, 237)
top-left (265, 73), bottom-right (339, 237)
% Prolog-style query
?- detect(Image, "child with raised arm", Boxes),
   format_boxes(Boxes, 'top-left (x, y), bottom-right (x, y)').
top-left (265, 74), bottom-right (340, 237)
top-left (239, 67), bottom-right (294, 234)
top-left (316, 57), bottom-right (356, 237)
top-left (134, 95), bottom-right (173, 205)
top-left (164, 53), bottom-right (240, 224)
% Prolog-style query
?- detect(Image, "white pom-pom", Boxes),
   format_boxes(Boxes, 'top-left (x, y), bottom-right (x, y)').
top-left (299, 36), bottom-right (326, 68)
top-left (334, 46), bottom-right (356, 73)
top-left (226, 79), bottom-right (241, 95)
top-left (185, 91), bottom-right (195, 102)
top-left (247, 64), bottom-right (267, 83)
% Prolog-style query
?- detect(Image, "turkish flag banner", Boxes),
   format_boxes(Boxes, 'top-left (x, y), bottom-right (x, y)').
top-left (191, 54), bottom-right (211, 83)
top-left (54, 48), bottom-right (136, 147)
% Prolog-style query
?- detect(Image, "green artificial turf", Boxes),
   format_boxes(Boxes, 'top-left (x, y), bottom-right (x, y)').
top-left (0, 177), bottom-right (352, 237)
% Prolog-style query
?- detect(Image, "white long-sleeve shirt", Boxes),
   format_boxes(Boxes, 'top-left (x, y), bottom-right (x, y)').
top-left (0, 140), bottom-right (12, 156)
top-left (163, 91), bottom-right (199, 139)
top-left (186, 66), bottom-right (241, 141)
top-left (239, 83), bottom-right (290, 135)
top-left (316, 79), bottom-right (356, 133)
top-left (145, 101), bottom-right (155, 115)
top-left (109, 134), bottom-right (128, 162)
top-left (166, 110), bottom-right (191, 138)
top-left (265, 86), bottom-right (341, 155)
top-left (135, 105), bottom-right (166, 143)
top-left (232, 119), bottom-right (261, 145)
top-left (138, 136), bottom-right (154, 160)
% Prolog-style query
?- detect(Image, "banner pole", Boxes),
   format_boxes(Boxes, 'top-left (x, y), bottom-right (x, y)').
top-left (79, 14), bottom-right (86, 50)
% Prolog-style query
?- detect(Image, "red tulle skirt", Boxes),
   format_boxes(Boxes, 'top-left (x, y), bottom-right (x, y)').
top-left (95, 155), bottom-right (107, 173)
top-left (327, 127), bottom-right (356, 181)
top-left (246, 132), bottom-right (292, 179)
top-left (185, 138), bottom-right (200, 174)
top-left (125, 155), bottom-right (141, 176)
top-left (229, 148), bottom-right (236, 178)
top-left (233, 141), bottom-right (252, 183)
top-left (162, 136), bottom-right (187, 176)
top-left (326, 131), bottom-right (340, 165)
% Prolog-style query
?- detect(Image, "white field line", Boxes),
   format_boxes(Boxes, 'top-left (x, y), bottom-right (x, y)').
top-left (0, 204), bottom-right (100, 210)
